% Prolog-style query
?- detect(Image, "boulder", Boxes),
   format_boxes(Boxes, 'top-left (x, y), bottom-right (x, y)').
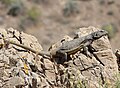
top-left (0, 27), bottom-right (118, 88)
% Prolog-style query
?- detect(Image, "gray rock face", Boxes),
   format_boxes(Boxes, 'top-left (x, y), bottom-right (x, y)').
top-left (73, 26), bottom-right (118, 87)
top-left (49, 26), bottom-right (118, 88)
top-left (6, 76), bottom-right (24, 87)
top-left (0, 27), bottom-right (118, 88)
top-left (0, 28), bottom-right (50, 88)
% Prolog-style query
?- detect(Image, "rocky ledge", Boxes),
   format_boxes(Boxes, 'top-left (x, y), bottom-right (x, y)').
top-left (0, 26), bottom-right (119, 88)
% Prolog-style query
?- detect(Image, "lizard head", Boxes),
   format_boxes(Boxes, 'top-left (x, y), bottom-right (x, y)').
top-left (92, 30), bottom-right (108, 40)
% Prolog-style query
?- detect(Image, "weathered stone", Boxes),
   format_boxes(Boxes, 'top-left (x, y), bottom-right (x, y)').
top-left (0, 80), bottom-right (2, 87)
top-left (0, 68), bottom-right (5, 77)
top-left (0, 27), bottom-right (118, 88)
top-left (0, 28), bottom-right (51, 88)
top-left (44, 59), bottom-right (54, 70)
top-left (5, 76), bottom-right (25, 87)
top-left (73, 26), bottom-right (118, 86)
top-left (49, 26), bottom-right (118, 87)
top-left (10, 67), bottom-right (20, 76)
top-left (16, 59), bottom-right (24, 67)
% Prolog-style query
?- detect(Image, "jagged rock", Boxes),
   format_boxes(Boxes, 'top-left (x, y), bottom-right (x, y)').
top-left (73, 26), bottom-right (118, 87)
top-left (0, 27), bottom-right (118, 88)
top-left (49, 26), bottom-right (118, 88)
top-left (0, 28), bottom-right (52, 88)
top-left (5, 77), bottom-right (24, 87)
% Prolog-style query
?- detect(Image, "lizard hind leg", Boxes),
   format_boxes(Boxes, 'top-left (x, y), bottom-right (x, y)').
top-left (56, 51), bottom-right (68, 64)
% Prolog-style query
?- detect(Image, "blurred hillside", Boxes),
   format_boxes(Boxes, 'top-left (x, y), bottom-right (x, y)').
top-left (0, 0), bottom-right (120, 50)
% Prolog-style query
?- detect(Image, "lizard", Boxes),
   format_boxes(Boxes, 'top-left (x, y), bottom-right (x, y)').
top-left (3, 30), bottom-right (108, 65)
top-left (49, 30), bottom-right (108, 65)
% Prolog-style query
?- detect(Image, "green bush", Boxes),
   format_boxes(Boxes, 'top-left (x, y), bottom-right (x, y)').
top-left (32, 0), bottom-right (49, 4)
top-left (114, 74), bottom-right (120, 88)
top-left (102, 24), bottom-right (117, 39)
top-left (27, 7), bottom-right (40, 22)
top-left (63, 0), bottom-right (79, 17)
top-left (1, 0), bottom-right (17, 6)
top-left (18, 7), bottom-right (40, 29)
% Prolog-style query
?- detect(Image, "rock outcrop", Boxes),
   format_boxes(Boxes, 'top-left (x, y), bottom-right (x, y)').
top-left (0, 27), bottom-right (118, 88)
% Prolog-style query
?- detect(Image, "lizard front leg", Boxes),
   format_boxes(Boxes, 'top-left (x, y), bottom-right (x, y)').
top-left (88, 45), bottom-right (105, 66)
top-left (88, 45), bottom-right (98, 52)
top-left (82, 46), bottom-right (92, 58)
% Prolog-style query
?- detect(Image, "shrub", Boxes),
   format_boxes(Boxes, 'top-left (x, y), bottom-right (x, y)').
top-left (31, 0), bottom-right (49, 4)
top-left (102, 24), bottom-right (117, 39)
top-left (1, 0), bottom-right (17, 6)
top-left (7, 2), bottom-right (24, 16)
top-left (27, 7), bottom-right (40, 22)
top-left (113, 74), bottom-right (120, 88)
top-left (63, 0), bottom-right (79, 17)
top-left (18, 7), bottom-right (40, 30)
top-left (1, 0), bottom-right (24, 17)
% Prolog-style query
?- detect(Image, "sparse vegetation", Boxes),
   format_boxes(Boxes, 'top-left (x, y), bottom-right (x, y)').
top-left (1, 0), bottom-right (24, 17)
top-left (102, 24), bottom-right (117, 39)
top-left (114, 74), bottom-right (120, 88)
top-left (63, 0), bottom-right (79, 17)
top-left (18, 7), bottom-right (41, 30)
top-left (32, 0), bottom-right (49, 4)
top-left (7, 2), bottom-right (24, 16)
top-left (27, 7), bottom-right (40, 22)
top-left (1, 0), bottom-right (18, 6)
top-left (73, 80), bottom-right (88, 88)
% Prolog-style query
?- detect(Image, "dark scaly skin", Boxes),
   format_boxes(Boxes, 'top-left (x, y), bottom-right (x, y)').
top-left (51, 30), bottom-right (108, 64)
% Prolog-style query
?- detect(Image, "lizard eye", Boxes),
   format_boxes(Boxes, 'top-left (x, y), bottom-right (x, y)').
top-left (95, 33), bottom-right (98, 37)
top-left (101, 30), bottom-right (104, 32)
top-left (93, 33), bottom-right (99, 39)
